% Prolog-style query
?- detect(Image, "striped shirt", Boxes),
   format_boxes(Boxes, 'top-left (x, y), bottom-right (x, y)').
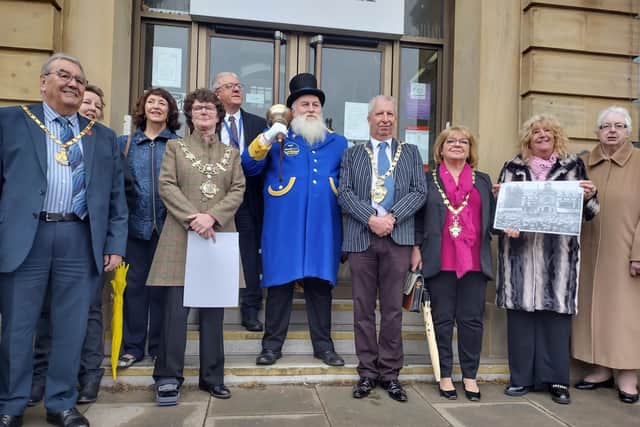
top-left (42, 102), bottom-right (84, 213)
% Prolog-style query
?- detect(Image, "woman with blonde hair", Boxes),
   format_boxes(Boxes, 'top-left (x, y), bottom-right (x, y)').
top-left (496, 114), bottom-right (598, 405)
top-left (414, 126), bottom-right (495, 401)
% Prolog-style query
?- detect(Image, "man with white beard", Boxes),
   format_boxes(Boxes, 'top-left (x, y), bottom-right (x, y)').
top-left (242, 73), bottom-right (348, 367)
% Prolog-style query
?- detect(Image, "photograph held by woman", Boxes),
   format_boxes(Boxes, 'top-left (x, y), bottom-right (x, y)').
top-left (496, 114), bottom-right (598, 405)
top-left (414, 126), bottom-right (494, 402)
top-left (146, 88), bottom-right (245, 406)
top-left (572, 106), bottom-right (640, 404)
top-left (116, 88), bottom-right (181, 370)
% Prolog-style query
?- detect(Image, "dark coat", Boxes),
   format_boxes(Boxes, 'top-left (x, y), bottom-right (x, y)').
top-left (0, 103), bottom-right (128, 273)
top-left (238, 109), bottom-right (267, 237)
top-left (495, 154), bottom-right (599, 315)
top-left (415, 169), bottom-right (495, 280)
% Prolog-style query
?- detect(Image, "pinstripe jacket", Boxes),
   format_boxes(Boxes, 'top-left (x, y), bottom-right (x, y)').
top-left (338, 139), bottom-right (427, 252)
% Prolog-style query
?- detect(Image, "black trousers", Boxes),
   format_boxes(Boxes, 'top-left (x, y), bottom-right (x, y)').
top-left (122, 233), bottom-right (163, 360)
top-left (427, 271), bottom-right (487, 379)
top-left (235, 204), bottom-right (262, 317)
top-left (152, 286), bottom-right (224, 387)
top-left (506, 309), bottom-right (571, 387)
top-left (32, 275), bottom-right (105, 388)
top-left (262, 278), bottom-right (334, 354)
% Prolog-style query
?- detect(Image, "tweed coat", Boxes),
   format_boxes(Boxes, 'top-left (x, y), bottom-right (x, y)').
top-left (147, 131), bottom-right (245, 287)
top-left (572, 142), bottom-right (640, 368)
top-left (495, 154), bottom-right (599, 314)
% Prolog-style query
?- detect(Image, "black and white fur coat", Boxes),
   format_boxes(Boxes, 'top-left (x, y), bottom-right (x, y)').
top-left (496, 154), bottom-right (599, 314)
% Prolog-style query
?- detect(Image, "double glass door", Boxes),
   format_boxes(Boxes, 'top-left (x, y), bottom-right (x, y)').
top-left (202, 28), bottom-right (391, 143)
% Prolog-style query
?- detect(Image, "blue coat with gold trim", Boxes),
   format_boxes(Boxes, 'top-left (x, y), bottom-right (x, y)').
top-left (242, 130), bottom-right (348, 287)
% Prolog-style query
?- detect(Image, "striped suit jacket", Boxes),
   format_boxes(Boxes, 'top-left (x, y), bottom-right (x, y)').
top-left (338, 139), bottom-right (427, 252)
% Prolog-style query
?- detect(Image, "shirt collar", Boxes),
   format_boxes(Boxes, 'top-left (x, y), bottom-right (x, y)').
top-left (225, 110), bottom-right (241, 123)
top-left (588, 141), bottom-right (633, 167)
top-left (43, 102), bottom-right (79, 127)
top-left (370, 136), bottom-right (392, 150)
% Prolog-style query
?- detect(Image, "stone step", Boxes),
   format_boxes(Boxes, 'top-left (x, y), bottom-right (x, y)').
top-left (105, 324), bottom-right (440, 357)
top-left (101, 354), bottom-right (510, 386)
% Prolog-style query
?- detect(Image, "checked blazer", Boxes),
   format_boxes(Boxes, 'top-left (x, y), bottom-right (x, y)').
top-left (338, 139), bottom-right (427, 252)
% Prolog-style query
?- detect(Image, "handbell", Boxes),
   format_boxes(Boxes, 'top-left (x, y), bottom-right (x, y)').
top-left (266, 104), bottom-right (292, 144)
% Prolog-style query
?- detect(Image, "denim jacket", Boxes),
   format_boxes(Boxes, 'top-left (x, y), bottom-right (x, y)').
top-left (117, 127), bottom-right (178, 240)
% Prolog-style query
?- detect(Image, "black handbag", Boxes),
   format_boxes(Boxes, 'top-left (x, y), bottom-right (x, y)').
top-left (402, 269), bottom-right (428, 312)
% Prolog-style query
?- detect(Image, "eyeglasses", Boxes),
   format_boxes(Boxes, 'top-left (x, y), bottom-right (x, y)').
top-left (192, 105), bottom-right (217, 113)
top-left (219, 83), bottom-right (243, 91)
top-left (599, 122), bottom-right (627, 131)
top-left (444, 138), bottom-right (470, 146)
top-left (44, 69), bottom-right (87, 86)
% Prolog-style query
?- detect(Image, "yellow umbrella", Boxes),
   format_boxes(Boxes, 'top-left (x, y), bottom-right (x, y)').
top-left (110, 262), bottom-right (129, 381)
top-left (422, 298), bottom-right (441, 383)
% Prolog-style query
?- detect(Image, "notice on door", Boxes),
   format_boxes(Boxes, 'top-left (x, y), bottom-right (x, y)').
top-left (343, 102), bottom-right (370, 142)
top-left (152, 46), bottom-right (182, 88)
top-left (405, 126), bottom-right (429, 163)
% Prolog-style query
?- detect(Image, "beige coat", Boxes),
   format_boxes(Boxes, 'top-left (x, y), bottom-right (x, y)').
top-left (572, 142), bottom-right (640, 369)
top-left (147, 131), bottom-right (246, 287)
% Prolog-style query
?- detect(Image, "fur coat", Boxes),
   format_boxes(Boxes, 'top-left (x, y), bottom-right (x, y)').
top-left (495, 154), bottom-right (599, 314)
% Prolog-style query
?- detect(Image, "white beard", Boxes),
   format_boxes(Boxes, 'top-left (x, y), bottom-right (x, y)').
top-left (290, 114), bottom-right (327, 146)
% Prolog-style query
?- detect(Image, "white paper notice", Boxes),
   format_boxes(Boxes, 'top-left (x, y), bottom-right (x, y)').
top-left (184, 231), bottom-right (239, 308)
top-left (343, 102), bottom-right (370, 141)
top-left (405, 127), bottom-right (429, 162)
top-left (152, 46), bottom-right (182, 88)
top-left (410, 82), bottom-right (427, 100)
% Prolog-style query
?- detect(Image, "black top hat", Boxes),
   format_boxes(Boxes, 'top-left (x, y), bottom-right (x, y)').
top-left (286, 73), bottom-right (325, 108)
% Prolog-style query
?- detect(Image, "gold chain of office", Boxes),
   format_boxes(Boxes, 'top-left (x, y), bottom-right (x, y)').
top-left (21, 105), bottom-right (95, 166)
top-left (176, 139), bottom-right (232, 199)
top-left (432, 168), bottom-right (476, 238)
top-left (364, 141), bottom-right (405, 204)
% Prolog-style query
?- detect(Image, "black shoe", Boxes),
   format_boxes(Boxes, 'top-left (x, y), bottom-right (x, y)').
top-left (77, 382), bottom-right (99, 404)
top-left (504, 384), bottom-right (530, 397)
top-left (0, 415), bottom-right (23, 427)
top-left (575, 377), bottom-right (614, 390)
top-left (352, 377), bottom-right (377, 399)
top-left (199, 382), bottom-right (231, 399)
top-left (45, 407), bottom-right (89, 427)
top-left (618, 388), bottom-right (639, 404)
top-left (241, 314), bottom-right (264, 332)
top-left (380, 379), bottom-right (408, 402)
top-left (313, 350), bottom-right (345, 367)
top-left (27, 381), bottom-right (45, 407)
top-left (549, 384), bottom-right (571, 405)
top-left (463, 387), bottom-right (481, 402)
top-left (439, 387), bottom-right (457, 400)
top-left (256, 349), bottom-right (282, 365)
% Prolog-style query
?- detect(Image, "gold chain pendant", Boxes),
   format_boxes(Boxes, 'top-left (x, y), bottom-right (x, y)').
top-left (371, 183), bottom-right (387, 203)
top-left (55, 148), bottom-right (69, 166)
top-left (449, 215), bottom-right (462, 238)
top-left (200, 178), bottom-right (219, 199)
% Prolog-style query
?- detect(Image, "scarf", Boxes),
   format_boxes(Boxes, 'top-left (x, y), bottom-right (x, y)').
top-left (529, 153), bottom-right (557, 181)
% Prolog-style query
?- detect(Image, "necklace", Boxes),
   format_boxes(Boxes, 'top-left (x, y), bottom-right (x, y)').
top-left (364, 141), bottom-right (404, 203)
top-left (432, 168), bottom-right (476, 238)
top-left (22, 105), bottom-right (95, 166)
top-left (176, 139), bottom-right (232, 199)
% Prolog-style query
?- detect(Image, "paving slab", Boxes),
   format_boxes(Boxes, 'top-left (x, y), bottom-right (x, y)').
top-left (204, 414), bottom-right (329, 427)
top-left (84, 402), bottom-right (208, 427)
top-left (413, 382), bottom-right (515, 403)
top-left (433, 401), bottom-right (565, 427)
top-left (208, 385), bottom-right (323, 417)
top-left (524, 387), bottom-right (640, 427)
top-left (316, 384), bottom-right (449, 427)
top-left (97, 386), bottom-right (209, 404)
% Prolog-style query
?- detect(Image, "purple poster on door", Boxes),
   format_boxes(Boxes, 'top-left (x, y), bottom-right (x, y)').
top-left (405, 81), bottom-right (430, 120)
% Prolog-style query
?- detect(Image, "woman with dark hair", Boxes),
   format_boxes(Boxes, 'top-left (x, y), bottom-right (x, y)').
top-left (116, 87), bottom-right (181, 369)
top-left (414, 126), bottom-right (494, 401)
top-left (496, 114), bottom-right (598, 405)
top-left (147, 88), bottom-right (245, 406)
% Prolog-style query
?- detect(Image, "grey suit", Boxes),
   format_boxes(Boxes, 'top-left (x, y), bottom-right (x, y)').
top-left (0, 103), bottom-right (127, 414)
top-left (338, 139), bottom-right (426, 381)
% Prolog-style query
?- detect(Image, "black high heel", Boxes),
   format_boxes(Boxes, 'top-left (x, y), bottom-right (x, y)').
top-left (439, 387), bottom-right (457, 400)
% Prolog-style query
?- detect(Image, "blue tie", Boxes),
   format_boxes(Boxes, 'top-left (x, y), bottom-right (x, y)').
top-left (57, 117), bottom-right (87, 219)
top-left (378, 141), bottom-right (394, 210)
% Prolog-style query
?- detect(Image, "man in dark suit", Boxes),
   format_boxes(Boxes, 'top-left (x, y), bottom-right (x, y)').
top-left (213, 72), bottom-right (267, 332)
top-left (0, 53), bottom-right (128, 427)
top-left (338, 95), bottom-right (426, 402)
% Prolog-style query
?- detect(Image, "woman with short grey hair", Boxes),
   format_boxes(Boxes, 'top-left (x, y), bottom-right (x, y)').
top-left (572, 106), bottom-right (640, 404)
